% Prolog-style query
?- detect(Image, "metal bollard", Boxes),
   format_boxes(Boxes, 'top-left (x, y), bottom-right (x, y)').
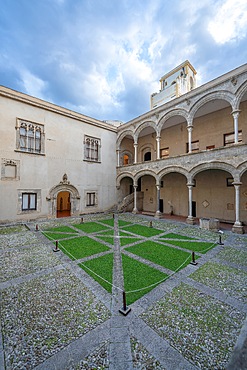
top-left (190, 251), bottom-right (197, 265)
top-left (119, 291), bottom-right (131, 316)
top-left (53, 240), bottom-right (60, 252)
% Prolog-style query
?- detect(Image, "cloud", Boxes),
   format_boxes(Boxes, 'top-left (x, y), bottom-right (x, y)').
top-left (208, 0), bottom-right (247, 44)
top-left (19, 69), bottom-right (48, 100)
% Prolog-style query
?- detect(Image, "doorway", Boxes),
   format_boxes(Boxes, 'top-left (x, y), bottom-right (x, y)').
top-left (57, 191), bottom-right (71, 218)
top-left (159, 199), bottom-right (164, 213)
top-left (192, 201), bottom-right (196, 217)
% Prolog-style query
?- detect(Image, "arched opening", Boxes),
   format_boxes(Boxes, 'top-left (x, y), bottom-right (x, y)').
top-left (123, 154), bottom-right (129, 165)
top-left (144, 151), bottom-right (151, 161)
top-left (57, 191), bottom-right (71, 218)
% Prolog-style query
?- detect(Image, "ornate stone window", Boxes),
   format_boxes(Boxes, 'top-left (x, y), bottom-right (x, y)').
top-left (1, 158), bottom-right (20, 180)
top-left (16, 119), bottom-right (45, 154)
top-left (84, 135), bottom-right (101, 162)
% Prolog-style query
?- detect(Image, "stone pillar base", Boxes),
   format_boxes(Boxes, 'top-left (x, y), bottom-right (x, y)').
top-left (132, 208), bottom-right (139, 214)
top-left (155, 211), bottom-right (162, 219)
top-left (232, 223), bottom-right (244, 234)
top-left (186, 216), bottom-right (196, 225)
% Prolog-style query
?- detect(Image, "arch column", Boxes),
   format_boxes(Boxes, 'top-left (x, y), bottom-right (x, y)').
top-left (232, 110), bottom-right (241, 144)
top-left (116, 149), bottom-right (120, 167)
top-left (132, 185), bottom-right (138, 214)
top-left (187, 125), bottom-right (193, 153)
top-left (134, 142), bottom-right (138, 164)
top-left (155, 184), bottom-right (162, 218)
top-left (156, 136), bottom-right (161, 160)
top-left (232, 182), bottom-right (244, 234)
top-left (186, 182), bottom-right (196, 224)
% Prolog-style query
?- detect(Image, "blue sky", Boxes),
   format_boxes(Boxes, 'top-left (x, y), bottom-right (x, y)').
top-left (1, 0), bottom-right (247, 122)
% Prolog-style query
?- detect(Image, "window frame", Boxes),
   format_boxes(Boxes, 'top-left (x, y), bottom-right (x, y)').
top-left (84, 135), bottom-right (101, 163)
top-left (22, 193), bottom-right (37, 211)
top-left (16, 119), bottom-right (44, 155)
top-left (86, 192), bottom-right (97, 207)
top-left (224, 131), bottom-right (242, 146)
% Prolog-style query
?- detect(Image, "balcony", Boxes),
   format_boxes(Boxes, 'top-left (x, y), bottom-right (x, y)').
top-left (117, 143), bottom-right (246, 177)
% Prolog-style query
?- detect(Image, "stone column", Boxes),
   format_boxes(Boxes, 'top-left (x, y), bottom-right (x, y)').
top-left (232, 110), bottom-right (241, 144)
top-left (132, 185), bottom-right (138, 214)
top-left (232, 182), bottom-right (244, 234)
top-left (116, 149), bottom-right (120, 167)
top-left (186, 183), bottom-right (195, 224)
top-left (155, 184), bottom-right (162, 218)
top-left (134, 142), bottom-right (138, 164)
top-left (187, 125), bottom-right (193, 153)
top-left (156, 135), bottom-right (161, 160)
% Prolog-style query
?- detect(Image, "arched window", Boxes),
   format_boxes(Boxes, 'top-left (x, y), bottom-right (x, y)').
top-left (144, 151), bottom-right (151, 161)
top-left (123, 154), bottom-right (129, 165)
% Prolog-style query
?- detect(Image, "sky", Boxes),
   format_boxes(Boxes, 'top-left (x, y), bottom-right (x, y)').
top-left (1, 0), bottom-right (247, 123)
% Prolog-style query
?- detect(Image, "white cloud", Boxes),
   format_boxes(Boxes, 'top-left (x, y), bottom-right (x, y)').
top-left (208, 0), bottom-right (247, 44)
top-left (20, 69), bottom-right (47, 99)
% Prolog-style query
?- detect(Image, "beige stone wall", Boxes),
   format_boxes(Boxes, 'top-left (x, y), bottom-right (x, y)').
top-left (0, 91), bottom-right (117, 222)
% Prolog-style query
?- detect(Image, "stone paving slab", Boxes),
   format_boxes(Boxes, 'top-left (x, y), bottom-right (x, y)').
top-left (0, 213), bottom-right (246, 369)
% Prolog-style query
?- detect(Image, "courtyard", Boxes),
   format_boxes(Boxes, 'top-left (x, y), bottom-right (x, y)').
top-left (0, 213), bottom-right (246, 369)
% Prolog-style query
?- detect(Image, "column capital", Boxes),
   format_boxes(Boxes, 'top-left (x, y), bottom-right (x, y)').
top-left (231, 109), bottom-right (241, 116)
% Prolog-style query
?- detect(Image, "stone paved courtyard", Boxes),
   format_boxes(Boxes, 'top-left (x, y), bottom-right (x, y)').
top-left (0, 213), bottom-right (246, 370)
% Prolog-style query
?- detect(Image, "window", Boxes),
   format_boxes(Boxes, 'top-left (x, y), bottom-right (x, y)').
top-left (22, 193), bottom-right (37, 211)
top-left (160, 147), bottom-right (169, 158)
top-left (186, 140), bottom-right (199, 153)
top-left (17, 120), bottom-right (44, 154)
top-left (144, 151), bottom-right (151, 161)
top-left (123, 154), bottom-right (129, 165)
top-left (86, 192), bottom-right (96, 206)
top-left (1, 158), bottom-right (20, 181)
top-left (224, 131), bottom-right (242, 146)
top-left (84, 136), bottom-right (101, 162)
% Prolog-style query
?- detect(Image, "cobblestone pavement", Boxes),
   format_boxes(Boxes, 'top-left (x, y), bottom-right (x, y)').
top-left (0, 213), bottom-right (246, 370)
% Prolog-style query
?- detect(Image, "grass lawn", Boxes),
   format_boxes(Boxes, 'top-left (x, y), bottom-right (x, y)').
top-left (159, 233), bottom-right (196, 240)
top-left (58, 236), bottom-right (110, 260)
top-left (122, 224), bottom-right (164, 237)
top-left (126, 241), bottom-right (195, 271)
top-left (42, 231), bottom-right (77, 241)
top-left (74, 222), bottom-right (110, 233)
top-left (122, 254), bottom-right (168, 304)
top-left (79, 253), bottom-right (114, 293)
top-left (43, 226), bottom-right (78, 234)
top-left (98, 218), bottom-right (132, 228)
top-left (164, 240), bottom-right (216, 253)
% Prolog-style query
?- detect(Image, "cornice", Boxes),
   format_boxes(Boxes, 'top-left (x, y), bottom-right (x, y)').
top-left (0, 85), bottom-right (117, 133)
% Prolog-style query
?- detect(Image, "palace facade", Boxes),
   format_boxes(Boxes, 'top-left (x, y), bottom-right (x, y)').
top-left (0, 62), bottom-right (247, 233)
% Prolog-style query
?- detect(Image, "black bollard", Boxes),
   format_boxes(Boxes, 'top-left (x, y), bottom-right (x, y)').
top-left (53, 240), bottom-right (60, 252)
top-left (190, 251), bottom-right (197, 265)
top-left (149, 221), bottom-right (153, 228)
top-left (35, 224), bottom-right (39, 231)
top-left (119, 291), bottom-right (131, 316)
top-left (81, 217), bottom-right (84, 224)
top-left (113, 213), bottom-right (115, 219)
top-left (218, 234), bottom-right (224, 245)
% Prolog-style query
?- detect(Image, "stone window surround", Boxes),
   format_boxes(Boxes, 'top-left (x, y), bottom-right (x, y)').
top-left (17, 189), bottom-right (41, 215)
top-left (85, 190), bottom-right (98, 208)
top-left (1, 158), bottom-right (20, 180)
top-left (15, 118), bottom-right (45, 155)
top-left (84, 135), bottom-right (101, 163)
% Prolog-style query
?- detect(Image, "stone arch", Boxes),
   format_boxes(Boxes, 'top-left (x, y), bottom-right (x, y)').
top-left (47, 174), bottom-right (80, 218)
top-left (116, 172), bottom-right (134, 188)
top-left (134, 169), bottom-right (158, 186)
top-left (238, 161), bottom-right (247, 180)
top-left (116, 130), bottom-right (134, 149)
top-left (189, 91), bottom-right (235, 121)
top-left (158, 166), bottom-right (189, 182)
top-left (157, 108), bottom-right (189, 132)
top-left (236, 80), bottom-right (247, 108)
top-left (134, 120), bottom-right (157, 141)
top-left (190, 162), bottom-right (236, 180)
